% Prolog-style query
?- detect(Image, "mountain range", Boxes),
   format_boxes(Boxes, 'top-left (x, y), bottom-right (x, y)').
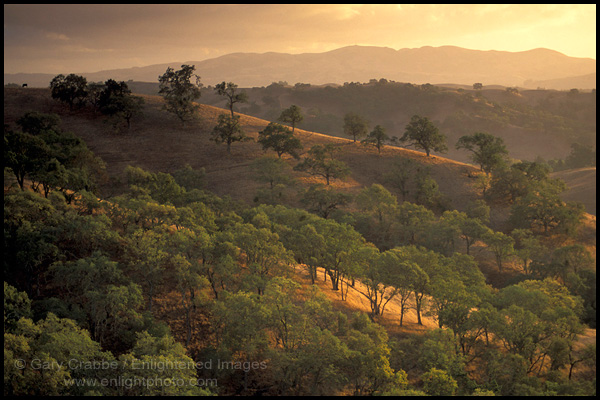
top-left (4, 45), bottom-right (596, 90)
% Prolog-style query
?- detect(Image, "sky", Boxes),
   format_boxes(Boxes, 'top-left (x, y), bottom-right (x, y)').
top-left (4, 4), bottom-right (597, 74)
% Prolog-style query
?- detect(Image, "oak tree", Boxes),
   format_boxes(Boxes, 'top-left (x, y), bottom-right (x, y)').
top-left (211, 114), bottom-right (251, 153)
top-left (214, 81), bottom-right (248, 118)
top-left (278, 105), bottom-right (304, 133)
top-left (158, 64), bottom-right (202, 125)
top-left (257, 122), bottom-right (303, 159)
top-left (399, 115), bottom-right (447, 157)
top-left (361, 125), bottom-right (394, 154)
top-left (343, 112), bottom-right (369, 143)
top-left (50, 74), bottom-right (88, 110)
top-left (294, 144), bottom-right (351, 185)
top-left (456, 132), bottom-right (508, 174)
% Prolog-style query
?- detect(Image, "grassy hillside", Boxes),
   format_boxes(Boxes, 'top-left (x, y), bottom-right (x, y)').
top-left (551, 167), bottom-right (597, 215)
top-left (202, 81), bottom-right (596, 164)
top-left (6, 86), bottom-right (596, 229)
top-left (107, 80), bottom-right (597, 165)
top-left (3, 88), bottom-right (480, 212)
top-left (5, 87), bottom-right (595, 276)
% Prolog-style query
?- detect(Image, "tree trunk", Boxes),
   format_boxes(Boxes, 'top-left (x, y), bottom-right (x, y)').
top-left (328, 270), bottom-right (339, 291)
top-left (415, 292), bottom-right (423, 325)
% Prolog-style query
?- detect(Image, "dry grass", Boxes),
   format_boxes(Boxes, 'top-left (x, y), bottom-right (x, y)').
top-left (292, 265), bottom-right (438, 334)
top-left (551, 167), bottom-right (597, 215)
top-left (4, 88), bottom-right (481, 212)
top-left (151, 262), bottom-right (439, 358)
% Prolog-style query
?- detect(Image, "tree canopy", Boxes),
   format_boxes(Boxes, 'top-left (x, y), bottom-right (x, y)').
top-left (456, 132), bottom-right (508, 173)
top-left (278, 105), bottom-right (304, 133)
top-left (158, 64), bottom-right (202, 125)
top-left (399, 115), bottom-right (448, 157)
top-left (50, 74), bottom-right (88, 110)
top-left (214, 81), bottom-right (248, 118)
top-left (343, 112), bottom-right (369, 143)
top-left (3, 81), bottom-right (595, 396)
top-left (257, 122), bottom-right (303, 159)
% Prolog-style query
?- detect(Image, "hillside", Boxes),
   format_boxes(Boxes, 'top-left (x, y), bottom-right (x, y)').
top-left (3, 87), bottom-right (480, 213)
top-left (4, 45), bottom-right (596, 90)
top-left (551, 167), bottom-right (597, 215)
top-left (42, 79), bottom-right (593, 166)
top-left (5, 86), bottom-right (596, 254)
top-left (6, 86), bottom-right (598, 227)
top-left (203, 81), bottom-right (596, 164)
top-left (524, 72), bottom-right (597, 91)
top-left (4, 86), bottom-right (597, 396)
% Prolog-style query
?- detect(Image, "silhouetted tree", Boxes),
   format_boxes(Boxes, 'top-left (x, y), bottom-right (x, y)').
top-left (215, 81), bottom-right (248, 118)
top-left (158, 64), bottom-right (202, 125)
top-left (257, 122), bottom-right (303, 159)
top-left (49, 74), bottom-right (88, 110)
top-left (278, 105), bottom-right (304, 133)
top-left (400, 115), bottom-right (447, 157)
top-left (211, 114), bottom-right (251, 153)
top-left (343, 112), bottom-right (369, 143)
top-left (99, 80), bottom-right (144, 130)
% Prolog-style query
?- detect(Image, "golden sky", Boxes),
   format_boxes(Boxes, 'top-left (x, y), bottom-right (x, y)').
top-left (4, 4), bottom-right (596, 74)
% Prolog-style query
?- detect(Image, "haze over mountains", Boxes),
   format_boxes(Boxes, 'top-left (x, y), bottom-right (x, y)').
top-left (5, 45), bottom-right (596, 90)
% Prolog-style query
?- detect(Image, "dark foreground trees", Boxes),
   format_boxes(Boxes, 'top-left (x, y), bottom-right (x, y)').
top-left (98, 79), bottom-right (144, 130)
top-left (158, 64), bottom-right (202, 125)
top-left (4, 112), bottom-right (106, 197)
top-left (50, 74), bottom-right (88, 111)
top-left (48, 76), bottom-right (144, 130)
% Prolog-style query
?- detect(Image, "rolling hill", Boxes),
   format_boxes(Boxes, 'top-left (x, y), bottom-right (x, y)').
top-left (201, 81), bottom-right (596, 164)
top-left (4, 45), bottom-right (596, 90)
top-left (3, 88), bottom-right (480, 212)
top-left (70, 79), bottom-right (595, 165)
top-left (4, 87), bottom-right (596, 228)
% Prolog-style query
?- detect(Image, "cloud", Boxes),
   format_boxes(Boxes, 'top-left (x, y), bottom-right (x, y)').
top-left (45, 32), bottom-right (70, 41)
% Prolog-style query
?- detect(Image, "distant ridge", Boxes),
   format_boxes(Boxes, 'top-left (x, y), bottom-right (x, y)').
top-left (4, 45), bottom-right (596, 90)
top-left (524, 73), bottom-right (596, 91)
